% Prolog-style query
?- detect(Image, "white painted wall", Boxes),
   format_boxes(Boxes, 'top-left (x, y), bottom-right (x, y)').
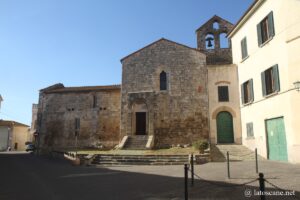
top-left (230, 0), bottom-right (300, 163)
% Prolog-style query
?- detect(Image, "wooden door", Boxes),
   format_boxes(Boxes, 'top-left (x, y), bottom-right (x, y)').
top-left (136, 112), bottom-right (146, 135)
top-left (217, 111), bottom-right (234, 143)
top-left (266, 117), bottom-right (288, 161)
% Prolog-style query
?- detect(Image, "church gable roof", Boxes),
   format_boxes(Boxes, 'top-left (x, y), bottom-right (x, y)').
top-left (120, 38), bottom-right (204, 62)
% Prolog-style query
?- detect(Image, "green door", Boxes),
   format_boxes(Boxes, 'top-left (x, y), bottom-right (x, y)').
top-left (217, 111), bottom-right (234, 143)
top-left (266, 117), bottom-right (288, 161)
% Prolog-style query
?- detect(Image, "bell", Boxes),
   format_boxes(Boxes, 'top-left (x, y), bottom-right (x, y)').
top-left (205, 37), bottom-right (214, 47)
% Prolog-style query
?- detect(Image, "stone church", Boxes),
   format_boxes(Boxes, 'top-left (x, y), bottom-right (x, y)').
top-left (36, 16), bottom-right (241, 150)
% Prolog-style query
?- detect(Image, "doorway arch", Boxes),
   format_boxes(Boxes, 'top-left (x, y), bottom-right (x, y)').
top-left (216, 111), bottom-right (234, 143)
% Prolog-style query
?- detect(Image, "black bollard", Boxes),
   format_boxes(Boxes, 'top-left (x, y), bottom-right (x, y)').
top-left (184, 164), bottom-right (189, 200)
top-left (258, 173), bottom-right (265, 200)
top-left (227, 151), bottom-right (230, 179)
top-left (191, 154), bottom-right (194, 187)
top-left (255, 148), bottom-right (258, 174)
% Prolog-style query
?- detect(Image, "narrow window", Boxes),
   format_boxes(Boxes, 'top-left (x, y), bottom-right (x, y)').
top-left (257, 11), bottom-right (275, 46)
top-left (75, 118), bottom-right (80, 130)
top-left (160, 71), bottom-right (167, 91)
top-left (218, 86), bottom-right (229, 102)
top-left (241, 79), bottom-right (254, 104)
top-left (93, 95), bottom-right (97, 108)
top-left (246, 122), bottom-right (254, 137)
top-left (241, 37), bottom-right (248, 59)
top-left (261, 64), bottom-right (280, 96)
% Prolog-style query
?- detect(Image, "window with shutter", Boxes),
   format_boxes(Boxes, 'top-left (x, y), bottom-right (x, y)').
top-left (257, 11), bottom-right (275, 46)
top-left (261, 64), bottom-right (280, 96)
top-left (246, 122), bottom-right (254, 137)
top-left (241, 37), bottom-right (248, 59)
top-left (241, 79), bottom-right (254, 105)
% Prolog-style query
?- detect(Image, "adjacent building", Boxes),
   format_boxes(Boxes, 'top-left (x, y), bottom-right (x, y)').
top-left (197, 16), bottom-right (242, 145)
top-left (0, 120), bottom-right (30, 151)
top-left (0, 95), bottom-right (3, 110)
top-left (36, 84), bottom-right (121, 150)
top-left (30, 104), bottom-right (38, 142)
top-left (228, 0), bottom-right (300, 163)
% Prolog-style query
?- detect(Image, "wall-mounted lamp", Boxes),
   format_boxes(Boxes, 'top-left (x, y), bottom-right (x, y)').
top-left (293, 81), bottom-right (300, 91)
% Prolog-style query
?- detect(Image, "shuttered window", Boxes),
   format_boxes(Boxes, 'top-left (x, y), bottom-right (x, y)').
top-left (246, 122), bottom-right (254, 137)
top-left (257, 11), bottom-right (275, 46)
top-left (241, 37), bottom-right (248, 59)
top-left (261, 64), bottom-right (280, 96)
top-left (241, 79), bottom-right (254, 105)
top-left (218, 86), bottom-right (229, 102)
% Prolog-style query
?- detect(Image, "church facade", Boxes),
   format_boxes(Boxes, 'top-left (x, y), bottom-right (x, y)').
top-left (36, 16), bottom-right (241, 150)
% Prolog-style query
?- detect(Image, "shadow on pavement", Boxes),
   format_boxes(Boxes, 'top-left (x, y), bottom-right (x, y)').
top-left (0, 153), bottom-right (299, 200)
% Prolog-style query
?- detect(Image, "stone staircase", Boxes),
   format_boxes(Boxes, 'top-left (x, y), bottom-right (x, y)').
top-left (210, 144), bottom-right (265, 162)
top-left (90, 154), bottom-right (209, 166)
top-left (123, 135), bottom-right (148, 150)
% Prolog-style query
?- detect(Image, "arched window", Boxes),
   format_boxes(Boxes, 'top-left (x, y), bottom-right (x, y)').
top-left (213, 21), bottom-right (219, 30)
top-left (205, 34), bottom-right (215, 49)
top-left (220, 33), bottom-right (229, 48)
top-left (160, 71), bottom-right (167, 90)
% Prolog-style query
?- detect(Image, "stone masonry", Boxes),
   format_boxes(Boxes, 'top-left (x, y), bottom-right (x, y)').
top-left (36, 15), bottom-right (240, 151)
top-left (120, 38), bottom-right (209, 148)
top-left (196, 15), bottom-right (234, 65)
top-left (37, 84), bottom-right (120, 150)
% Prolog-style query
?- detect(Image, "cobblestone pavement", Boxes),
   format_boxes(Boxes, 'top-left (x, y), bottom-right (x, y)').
top-left (0, 152), bottom-right (299, 200)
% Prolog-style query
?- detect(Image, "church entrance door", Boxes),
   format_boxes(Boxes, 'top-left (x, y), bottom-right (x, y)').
top-left (136, 112), bottom-right (146, 135)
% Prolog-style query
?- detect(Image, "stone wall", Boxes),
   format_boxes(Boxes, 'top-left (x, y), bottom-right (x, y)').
top-left (196, 15), bottom-right (234, 65)
top-left (37, 85), bottom-right (121, 150)
top-left (121, 39), bottom-right (209, 148)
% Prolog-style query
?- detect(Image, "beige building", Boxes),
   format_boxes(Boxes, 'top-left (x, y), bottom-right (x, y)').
top-left (228, 0), bottom-right (300, 163)
top-left (0, 120), bottom-right (30, 151)
top-left (196, 16), bottom-right (242, 145)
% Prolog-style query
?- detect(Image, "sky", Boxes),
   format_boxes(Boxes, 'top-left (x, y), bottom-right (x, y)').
top-left (0, 0), bottom-right (253, 126)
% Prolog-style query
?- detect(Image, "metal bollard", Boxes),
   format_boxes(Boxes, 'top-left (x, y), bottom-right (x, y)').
top-left (255, 148), bottom-right (258, 174)
top-left (190, 154), bottom-right (194, 187)
top-left (258, 173), bottom-right (265, 200)
top-left (184, 164), bottom-right (189, 200)
top-left (227, 151), bottom-right (230, 179)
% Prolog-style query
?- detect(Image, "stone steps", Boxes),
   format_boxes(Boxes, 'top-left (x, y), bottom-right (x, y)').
top-left (210, 144), bottom-right (265, 162)
top-left (91, 154), bottom-right (206, 165)
top-left (123, 135), bottom-right (148, 150)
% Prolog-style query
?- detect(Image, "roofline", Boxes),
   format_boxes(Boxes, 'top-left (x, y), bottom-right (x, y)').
top-left (44, 84), bottom-right (121, 94)
top-left (120, 38), bottom-right (203, 62)
top-left (227, 0), bottom-right (265, 38)
top-left (0, 120), bottom-right (29, 127)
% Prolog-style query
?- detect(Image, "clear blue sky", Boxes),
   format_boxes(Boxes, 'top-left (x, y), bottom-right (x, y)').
top-left (0, 0), bottom-right (253, 126)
